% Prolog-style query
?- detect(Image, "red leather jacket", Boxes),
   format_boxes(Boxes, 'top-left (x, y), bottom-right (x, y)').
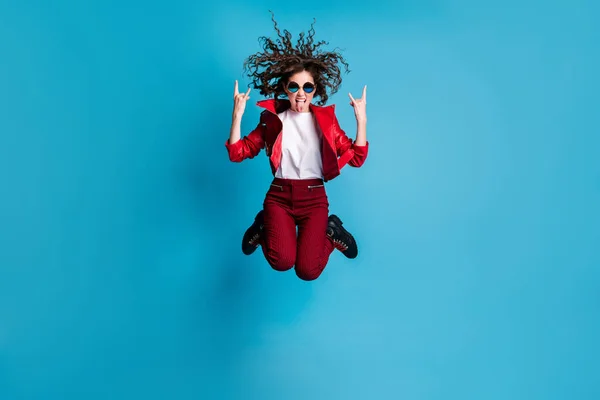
top-left (225, 98), bottom-right (369, 181)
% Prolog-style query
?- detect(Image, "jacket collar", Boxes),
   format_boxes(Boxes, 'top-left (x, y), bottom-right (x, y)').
top-left (256, 98), bottom-right (336, 116)
top-left (257, 98), bottom-right (337, 159)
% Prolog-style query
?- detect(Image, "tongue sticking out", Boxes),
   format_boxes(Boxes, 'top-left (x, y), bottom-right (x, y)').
top-left (296, 100), bottom-right (306, 111)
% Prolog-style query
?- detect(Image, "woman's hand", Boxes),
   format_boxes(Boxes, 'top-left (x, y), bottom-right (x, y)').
top-left (348, 85), bottom-right (367, 124)
top-left (233, 80), bottom-right (251, 120)
top-left (349, 86), bottom-right (367, 146)
top-left (229, 80), bottom-right (251, 144)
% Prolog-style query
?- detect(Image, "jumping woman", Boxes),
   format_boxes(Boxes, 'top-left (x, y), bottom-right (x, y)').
top-left (225, 13), bottom-right (368, 281)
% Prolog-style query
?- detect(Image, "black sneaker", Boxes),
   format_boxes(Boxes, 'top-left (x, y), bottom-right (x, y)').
top-left (327, 214), bottom-right (358, 259)
top-left (242, 210), bottom-right (264, 255)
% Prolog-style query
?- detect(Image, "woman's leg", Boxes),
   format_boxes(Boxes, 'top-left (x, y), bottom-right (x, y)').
top-left (294, 188), bottom-right (334, 281)
top-left (261, 192), bottom-right (297, 272)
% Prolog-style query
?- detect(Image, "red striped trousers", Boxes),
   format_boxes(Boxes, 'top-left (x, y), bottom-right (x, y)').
top-left (260, 177), bottom-right (334, 281)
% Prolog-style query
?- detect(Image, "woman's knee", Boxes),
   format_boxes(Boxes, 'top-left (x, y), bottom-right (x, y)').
top-left (295, 264), bottom-right (324, 281)
top-left (265, 250), bottom-right (295, 271)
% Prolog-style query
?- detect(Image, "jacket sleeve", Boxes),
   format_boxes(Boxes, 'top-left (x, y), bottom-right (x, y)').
top-left (333, 114), bottom-right (369, 167)
top-left (224, 117), bottom-right (265, 162)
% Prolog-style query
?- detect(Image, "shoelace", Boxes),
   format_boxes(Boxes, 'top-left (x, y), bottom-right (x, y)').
top-left (248, 225), bottom-right (264, 247)
top-left (332, 238), bottom-right (348, 251)
top-left (327, 228), bottom-right (348, 251)
top-left (249, 233), bottom-right (260, 246)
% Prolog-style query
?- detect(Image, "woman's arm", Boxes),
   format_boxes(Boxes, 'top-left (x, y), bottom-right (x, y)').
top-left (333, 85), bottom-right (368, 168)
top-left (229, 80), bottom-right (250, 144)
top-left (349, 85), bottom-right (367, 146)
top-left (225, 119), bottom-right (265, 162)
top-left (354, 119), bottom-right (367, 146)
top-left (229, 115), bottom-right (243, 145)
top-left (225, 80), bottom-right (264, 162)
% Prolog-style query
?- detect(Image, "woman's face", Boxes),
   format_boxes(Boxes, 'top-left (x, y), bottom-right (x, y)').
top-left (284, 70), bottom-right (316, 113)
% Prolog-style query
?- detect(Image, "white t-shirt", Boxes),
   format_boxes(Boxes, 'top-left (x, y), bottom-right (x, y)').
top-left (275, 109), bottom-right (324, 179)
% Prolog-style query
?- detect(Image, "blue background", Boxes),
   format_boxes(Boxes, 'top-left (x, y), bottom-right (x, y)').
top-left (1, 0), bottom-right (599, 399)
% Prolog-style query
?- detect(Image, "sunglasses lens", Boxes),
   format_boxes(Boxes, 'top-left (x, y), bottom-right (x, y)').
top-left (288, 82), bottom-right (299, 93)
top-left (303, 83), bottom-right (315, 93)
